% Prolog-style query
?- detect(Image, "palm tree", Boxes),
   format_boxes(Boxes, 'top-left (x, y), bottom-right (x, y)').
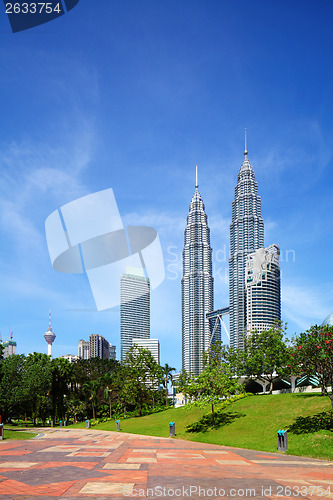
top-left (103, 373), bottom-right (115, 419)
top-left (82, 379), bottom-right (100, 421)
top-left (161, 363), bottom-right (176, 407)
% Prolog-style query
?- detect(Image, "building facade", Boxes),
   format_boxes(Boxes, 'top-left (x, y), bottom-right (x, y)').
top-left (229, 142), bottom-right (264, 349)
top-left (78, 335), bottom-right (116, 360)
top-left (182, 171), bottom-right (216, 376)
top-left (89, 334), bottom-right (110, 359)
top-left (2, 340), bottom-right (17, 359)
top-left (245, 244), bottom-right (281, 335)
top-left (78, 339), bottom-right (89, 359)
top-left (109, 344), bottom-right (116, 360)
top-left (132, 337), bottom-right (160, 365)
top-left (120, 267), bottom-right (150, 360)
top-left (60, 354), bottom-right (79, 362)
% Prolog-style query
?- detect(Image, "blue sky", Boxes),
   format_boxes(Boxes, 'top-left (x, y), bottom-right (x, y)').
top-left (0, 0), bottom-right (333, 371)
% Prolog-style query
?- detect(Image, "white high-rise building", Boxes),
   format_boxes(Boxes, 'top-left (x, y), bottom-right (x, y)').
top-left (120, 267), bottom-right (150, 360)
top-left (246, 244), bottom-right (281, 335)
top-left (78, 339), bottom-right (89, 359)
top-left (181, 168), bottom-right (216, 376)
top-left (229, 136), bottom-right (264, 349)
top-left (132, 338), bottom-right (160, 365)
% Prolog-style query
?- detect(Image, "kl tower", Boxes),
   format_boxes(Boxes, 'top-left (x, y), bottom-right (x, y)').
top-left (44, 309), bottom-right (56, 357)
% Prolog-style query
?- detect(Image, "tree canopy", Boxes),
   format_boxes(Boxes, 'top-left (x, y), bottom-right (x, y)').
top-left (292, 325), bottom-right (333, 407)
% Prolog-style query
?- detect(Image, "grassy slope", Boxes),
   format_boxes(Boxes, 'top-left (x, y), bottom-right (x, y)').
top-left (2, 428), bottom-right (38, 440)
top-left (92, 393), bottom-right (333, 460)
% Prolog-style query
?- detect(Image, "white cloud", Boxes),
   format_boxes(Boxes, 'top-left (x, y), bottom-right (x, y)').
top-left (282, 282), bottom-right (333, 332)
top-left (255, 119), bottom-right (332, 190)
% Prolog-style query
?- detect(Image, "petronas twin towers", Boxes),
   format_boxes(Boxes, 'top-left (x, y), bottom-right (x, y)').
top-left (229, 145), bottom-right (264, 350)
top-left (181, 168), bottom-right (215, 375)
top-left (182, 137), bottom-right (280, 375)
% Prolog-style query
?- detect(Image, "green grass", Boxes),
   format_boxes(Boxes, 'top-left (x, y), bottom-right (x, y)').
top-left (81, 393), bottom-right (333, 460)
top-left (2, 428), bottom-right (38, 440)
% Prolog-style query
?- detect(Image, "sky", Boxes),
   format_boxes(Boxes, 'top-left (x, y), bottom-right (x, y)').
top-left (0, 0), bottom-right (333, 371)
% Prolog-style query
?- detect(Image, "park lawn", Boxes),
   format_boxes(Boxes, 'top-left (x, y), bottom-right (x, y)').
top-left (91, 393), bottom-right (333, 460)
top-left (2, 428), bottom-right (38, 440)
top-left (95, 404), bottom-right (207, 436)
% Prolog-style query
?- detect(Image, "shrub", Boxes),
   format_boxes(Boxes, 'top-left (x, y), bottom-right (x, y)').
top-left (186, 393), bottom-right (251, 433)
top-left (288, 410), bottom-right (333, 434)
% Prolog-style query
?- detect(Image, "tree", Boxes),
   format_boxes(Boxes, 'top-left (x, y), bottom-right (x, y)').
top-left (292, 325), bottom-right (333, 407)
top-left (23, 353), bottom-right (53, 424)
top-left (243, 323), bottom-right (290, 393)
top-left (161, 363), bottom-right (176, 406)
top-left (0, 354), bottom-right (26, 421)
top-left (50, 357), bottom-right (74, 422)
top-left (82, 378), bottom-right (101, 421)
top-left (176, 369), bottom-right (191, 398)
top-left (102, 372), bottom-right (118, 418)
top-left (121, 346), bottom-right (160, 417)
top-left (194, 342), bottom-right (242, 424)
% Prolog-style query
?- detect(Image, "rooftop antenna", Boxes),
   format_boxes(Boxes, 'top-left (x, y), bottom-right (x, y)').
top-left (195, 164), bottom-right (198, 188)
top-left (244, 128), bottom-right (248, 156)
top-left (9, 327), bottom-right (13, 340)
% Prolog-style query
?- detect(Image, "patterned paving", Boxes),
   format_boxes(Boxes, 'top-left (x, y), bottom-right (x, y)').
top-left (0, 428), bottom-right (332, 499)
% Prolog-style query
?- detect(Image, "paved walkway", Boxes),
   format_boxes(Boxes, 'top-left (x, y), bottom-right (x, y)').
top-left (0, 428), bottom-right (332, 499)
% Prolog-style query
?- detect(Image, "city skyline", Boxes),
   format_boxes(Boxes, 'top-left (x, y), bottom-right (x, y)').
top-left (1, 1), bottom-right (333, 371)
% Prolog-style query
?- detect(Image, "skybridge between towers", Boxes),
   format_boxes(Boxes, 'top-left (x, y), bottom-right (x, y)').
top-left (206, 307), bottom-right (230, 346)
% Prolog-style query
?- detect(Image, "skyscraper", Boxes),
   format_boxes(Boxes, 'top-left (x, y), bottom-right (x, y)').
top-left (245, 244), bottom-right (281, 335)
top-left (182, 167), bottom-right (216, 376)
top-left (229, 135), bottom-right (264, 349)
top-left (120, 266), bottom-right (150, 360)
top-left (89, 334), bottom-right (110, 359)
top-left (132, 338), bottom-right (160, 365)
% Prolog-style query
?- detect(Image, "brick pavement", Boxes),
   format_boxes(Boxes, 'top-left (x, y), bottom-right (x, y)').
top-left (0, 428), bottom-right (332, 499)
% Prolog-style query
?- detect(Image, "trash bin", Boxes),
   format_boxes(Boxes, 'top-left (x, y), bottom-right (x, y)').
top-left (116, 420), bottom-right (120, 431)
top-left (277, 430), bottom-right (288, 452)
top-left (86, 419), bottom-right (90, 429)
top-left (0, 423), bottom-right (3, 441)
top-left (169, 422), bottom-right (175, 438)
